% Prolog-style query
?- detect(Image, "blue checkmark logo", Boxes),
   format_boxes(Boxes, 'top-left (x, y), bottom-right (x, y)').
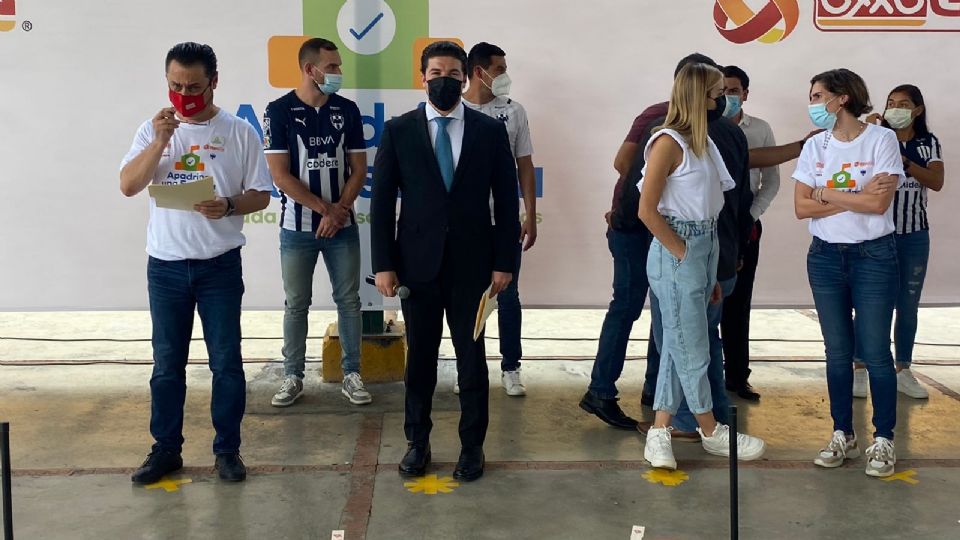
top-left (349, 12), bottom-right (384, 40)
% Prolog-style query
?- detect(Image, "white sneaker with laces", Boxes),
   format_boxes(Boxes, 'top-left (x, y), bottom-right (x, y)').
top-left (271, 377), bottom-right (304, 407)
top-left (644, 427), bottom-right (677, 470)
top-left (814, 430), bottom-right (859, 468)
top-left (699, 424), bottom-right (766, 461)
top-left (501, 369), bottom-right (527, 396)
top-left (865, 437), bottom-right (896, 478)
top-left (342, 372), bottom-right (373, 405)
top-left (852, 368), bottom-right (868, 399)
top-left (897, 369), bottom-right (929, 399)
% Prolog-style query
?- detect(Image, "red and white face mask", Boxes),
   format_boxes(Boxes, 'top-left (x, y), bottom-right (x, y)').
top-left (168, 85), bottom-right (209, 117)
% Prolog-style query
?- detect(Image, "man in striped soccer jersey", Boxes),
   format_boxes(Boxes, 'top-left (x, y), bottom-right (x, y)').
top-left (263, 38), bottom-right (371, 407)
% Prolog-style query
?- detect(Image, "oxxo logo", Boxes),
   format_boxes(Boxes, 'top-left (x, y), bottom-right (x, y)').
top-left (0, 0), bottom-right (16, 32)
top-left (267, 0), bottom-right (461, 89)
top-left (714, 0), bottom-right (800, 43)
top-left (815, 0), bottom-right (960, 32)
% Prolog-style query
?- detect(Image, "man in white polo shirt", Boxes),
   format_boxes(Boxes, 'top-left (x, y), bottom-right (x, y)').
top-left (718, 65), bottom-right (780, 402)
top-left (461, 42), bottom-right (537, 397)
top-left (119, 42), bottom-right (273, 484)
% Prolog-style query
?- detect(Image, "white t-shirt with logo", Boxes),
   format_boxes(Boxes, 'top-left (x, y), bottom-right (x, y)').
top-left (462, 96), bottom-right (534, 159)
top-left (120, 109), bottom-right (274, 261)
top-left (793, 123), bottom-right (904, 244)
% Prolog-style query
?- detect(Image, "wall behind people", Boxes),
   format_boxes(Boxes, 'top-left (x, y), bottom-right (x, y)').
top-left (1, 0), bottom-right (957, 309)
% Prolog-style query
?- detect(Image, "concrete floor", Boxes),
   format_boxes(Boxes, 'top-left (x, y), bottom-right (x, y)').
top-left (2, 310), bottom-right (960, 539)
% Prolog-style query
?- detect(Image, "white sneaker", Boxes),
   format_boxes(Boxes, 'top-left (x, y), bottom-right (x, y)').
top-left (644, 427), bottom-right (677, 470)
top-left (865, 437), bottom-right (896, 478)
top-left (342, 372), bottom-right (373, 405)
top-left (814, 430), bottom-right (860, 468)
top-left (897, 369), bottom-right (929, 399)
top-left (699, 424), bottom-right (766, 461)
top-left (271, 377), bottom-right (303, 407)
top-left (852, 368), bottom-right (868, 399)
top-left (501, 370), bottom-right (527, 396)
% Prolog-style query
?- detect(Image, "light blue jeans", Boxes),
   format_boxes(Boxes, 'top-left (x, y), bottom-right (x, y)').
top-left (646, 217), bottom-right (719, 416)
top-left (650, 276), bottom-right (735, 432)
top-left (280, 226), bottom-right (361, 379)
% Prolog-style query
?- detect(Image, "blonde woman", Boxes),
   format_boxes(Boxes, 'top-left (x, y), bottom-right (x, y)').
top-left (637, 63), bottom-right (766, 470)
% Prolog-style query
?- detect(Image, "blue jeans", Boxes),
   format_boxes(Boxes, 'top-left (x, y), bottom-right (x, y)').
top-left (672, 276), bottom-right (735, 432)
top-left (147, 247), bottom-right (245, 455)
top-left (808, 235), bottom-right (898, 440)
top-left (646, 218), bottom-right (719, 415)
top-left (894, 230), bottom-right (929, 368)
top-left (588, 229), bottom-right (650, 399)
top-left (280, 226), bottom-right (361, 379)
top-left (496, 243), bottom-right (524, 372)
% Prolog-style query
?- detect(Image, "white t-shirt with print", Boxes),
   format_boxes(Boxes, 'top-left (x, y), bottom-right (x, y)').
top-left (462, 96), bottom-right (534, 159)
top-left (792, 123), bottom-right (904, 244)
top-left (638, 129), bottom-right (735, 221)
top-left (120, 109), bottom-right (274, 261)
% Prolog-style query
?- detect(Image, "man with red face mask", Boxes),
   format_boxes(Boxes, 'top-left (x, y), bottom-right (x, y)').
top-left (119, 42), bottom-right (273, 484)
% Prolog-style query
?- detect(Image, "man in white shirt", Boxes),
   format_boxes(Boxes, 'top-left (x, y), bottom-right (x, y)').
top-left (718, 65), bottom-right (780, 401)
top-left (461, 42), bottom-right (537, 397)
top-left (120, 42), bottom-right (273, 484)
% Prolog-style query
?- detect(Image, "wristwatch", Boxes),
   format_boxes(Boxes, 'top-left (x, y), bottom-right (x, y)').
top-left (224, 197), bottom-right (236, 217)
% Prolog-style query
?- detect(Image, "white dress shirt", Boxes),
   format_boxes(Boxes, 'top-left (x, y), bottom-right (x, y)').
top-left (738, 112), bottom-right (780, 221)
top-left (425, 100), bottom-right (465, 170)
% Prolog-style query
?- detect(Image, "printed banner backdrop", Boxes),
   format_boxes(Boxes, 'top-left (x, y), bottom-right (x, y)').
top-left (1, 0), bottom-right (958, 310)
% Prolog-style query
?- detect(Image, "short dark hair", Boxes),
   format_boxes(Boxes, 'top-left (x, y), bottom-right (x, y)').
top-left (810, 69), bottom-right (873, 117)
top-left (298, 37), bottom-right (338, 67)
top-left (420, 41), bottom-right (467, 74)
top-left (165, 42), bottom-right (217, 78)
top-left (466, 42), bottom-right (506, 77)
top-left (884, 84), bottom-right (930, 136)
top-left (674, 53), bottom-right (719, 77)
top-left (722, 65), bottom-right (750, 90)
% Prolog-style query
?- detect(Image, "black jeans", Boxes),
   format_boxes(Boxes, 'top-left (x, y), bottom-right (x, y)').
top-left (721, 220), bottom-right (762, 387)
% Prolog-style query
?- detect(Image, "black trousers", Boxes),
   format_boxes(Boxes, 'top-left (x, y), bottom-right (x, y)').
top-left (400, 252), bottom-right (490, 449)
top-left (720, 220), bottom-right (762, 387)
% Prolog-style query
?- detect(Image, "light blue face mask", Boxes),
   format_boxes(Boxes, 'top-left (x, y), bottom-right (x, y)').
top-left (808, 96), bottom-right (839, 130)
top-left (722, 95), bottom-right (742, 119)
top-left (315, 72), bottom-right (342, 95)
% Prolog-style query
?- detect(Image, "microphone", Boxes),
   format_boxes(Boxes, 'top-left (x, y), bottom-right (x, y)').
top-left (365, 275), bottom-right (410, 299)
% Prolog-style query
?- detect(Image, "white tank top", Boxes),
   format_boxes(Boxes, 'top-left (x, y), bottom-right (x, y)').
top-left (637, 128), bottom-right (735, 221)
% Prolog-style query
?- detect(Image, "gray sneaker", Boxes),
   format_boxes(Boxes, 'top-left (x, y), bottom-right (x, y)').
top-left (271, 377), bottom-right (303, 407)
top-left (342, 372), bottom-right (373, 405)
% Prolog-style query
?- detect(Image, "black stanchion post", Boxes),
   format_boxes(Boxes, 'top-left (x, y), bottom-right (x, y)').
top-left (729, 406), bottom-right (738, 540)
top-left (1, 422), bottom-right (12, 540)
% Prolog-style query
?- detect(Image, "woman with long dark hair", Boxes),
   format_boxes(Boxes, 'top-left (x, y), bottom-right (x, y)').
top-left (851, 85), bottom-right (945, 400)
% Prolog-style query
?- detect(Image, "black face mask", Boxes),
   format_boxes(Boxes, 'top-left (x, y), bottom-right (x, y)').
top-left (427, 76), bottom-right (463, 111)
top-left (707, 95), bottom-right (727, 123)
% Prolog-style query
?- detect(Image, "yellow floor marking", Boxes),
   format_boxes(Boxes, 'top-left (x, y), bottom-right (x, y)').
top-left (404, 474), bottom-right (460, 495)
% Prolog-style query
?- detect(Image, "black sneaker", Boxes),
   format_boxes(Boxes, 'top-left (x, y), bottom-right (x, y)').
top-left (131, 450), bottom-right (183, 484)
top-left (215, 453), bottom-right (247, 482)
top-left (579, 391), bottom-right (639, 430)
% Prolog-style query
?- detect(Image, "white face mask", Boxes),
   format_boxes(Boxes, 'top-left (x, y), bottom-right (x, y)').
top-left (480, 68), bottom-right (512, 97)
top-left (883, 108), bottom-right (914, 129)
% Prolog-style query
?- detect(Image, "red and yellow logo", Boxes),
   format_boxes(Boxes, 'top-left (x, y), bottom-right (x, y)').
top-left (714, 0), bottom-right (800, 43)
top-left (0, 0), bottom-right (16, 32)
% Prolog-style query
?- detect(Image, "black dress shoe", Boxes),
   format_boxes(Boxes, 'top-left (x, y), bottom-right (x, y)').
top-left (131, 449), bottom-right (183, 484)
top-left (727, 382), bottom-right (761, 402)
top-left (215, 453), bottom-right (247, 482)
top-left (453, 446), bottom-right (485, 482)
top-left (398, 443), bottom-right (431, 477)
top-left (579, 391), bottom-right (639, 430)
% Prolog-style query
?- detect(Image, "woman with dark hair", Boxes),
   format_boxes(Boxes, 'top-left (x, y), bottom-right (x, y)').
top-left (793, 69), bottom-right (903, 478)
top-left (850, 85), bottom-right (945, 400)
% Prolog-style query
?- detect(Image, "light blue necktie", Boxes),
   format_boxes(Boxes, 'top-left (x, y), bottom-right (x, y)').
top-left (433, 116), bottom-right (455, 191)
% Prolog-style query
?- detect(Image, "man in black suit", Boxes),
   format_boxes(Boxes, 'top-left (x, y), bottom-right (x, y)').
top-left (371, 41), bottom-right (519, 482)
